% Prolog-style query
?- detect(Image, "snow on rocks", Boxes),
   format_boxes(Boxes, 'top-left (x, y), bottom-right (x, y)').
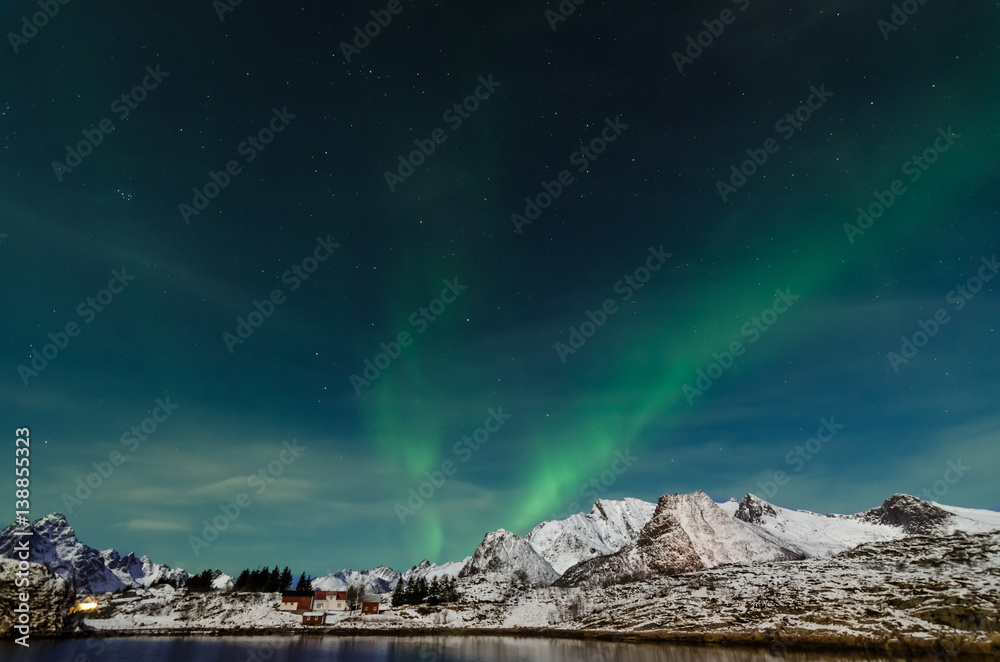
top-left (526, 498), bottom-right (655, 574)
top-left (460, 529), bottom-right (559, 586)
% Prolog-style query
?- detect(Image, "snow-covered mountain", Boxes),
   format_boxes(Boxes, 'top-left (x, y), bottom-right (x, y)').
top-left (720, 493), bottom-right (905, 558)
top-left (0, 513), bottom-right (188, 595)
top-left (212, 570), bottom-right (235, 591)
top-left (854, 493), bottom-right (1000, 535)
top-left (101, 549), bottom-right (189, 589)
top-left (7, 492), bottom-right (999, 600)
top-left (0, 514), bottom-right (129, 594)
top-left (556, 491), bottom-right (802, 587)
top-left (526, 497), bottom-right (655, 574)
top-left (312, 565), bottom-right (401, 594)
top-left (460, 529), bottom-right (559, 586)
top-left (403, 557), bottom-right (470, 583)
top-left (719, 493), bottom-right (1000, 560)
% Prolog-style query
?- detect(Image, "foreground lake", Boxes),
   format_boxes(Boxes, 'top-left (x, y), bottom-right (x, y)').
top-left (0, 635), bottom-right (956, 662)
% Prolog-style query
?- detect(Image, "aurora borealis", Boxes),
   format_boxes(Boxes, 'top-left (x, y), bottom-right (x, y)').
top-left (2, 0), bottom-right (998, 577)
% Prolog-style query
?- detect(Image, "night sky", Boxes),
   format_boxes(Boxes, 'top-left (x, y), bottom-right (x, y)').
top-left (2, 0), bottom-right (998, 578)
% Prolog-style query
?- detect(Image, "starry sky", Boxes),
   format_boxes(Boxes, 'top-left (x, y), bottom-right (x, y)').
top-left (1, 0), bottom-right (998, 577)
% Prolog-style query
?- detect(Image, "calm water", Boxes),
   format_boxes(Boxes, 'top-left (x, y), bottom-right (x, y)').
top-left (0, 635), bottom-right (947, 662)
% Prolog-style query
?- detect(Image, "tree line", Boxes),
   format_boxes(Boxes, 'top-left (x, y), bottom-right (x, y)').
top-left (390, 576), bottom-right (459, 606)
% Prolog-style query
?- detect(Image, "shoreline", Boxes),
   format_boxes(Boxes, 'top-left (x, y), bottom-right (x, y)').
top-left (46, 624), bottom-right (999, 658)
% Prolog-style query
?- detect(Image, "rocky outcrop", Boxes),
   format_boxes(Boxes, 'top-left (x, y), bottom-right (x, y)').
top-left (0, 558), bottom-right (75, 638)
top-left (857, 494), bottom-right (954, 535)
top-left (734, 493), bottom-right (780, 525)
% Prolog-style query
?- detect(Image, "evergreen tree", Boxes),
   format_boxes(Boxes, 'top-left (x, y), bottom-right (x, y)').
top-left (391, 579), bottom-right (404, 607)
top-left (295, 572), bottom-right (313, 592)
top-left (266, 566), bottom-right (280, 592)
top-left (427, 577), bottom-right (441, 605)
top-left (186, 569), bottom-right (215, 592)
top-left (234, 569), bottom-right (250, 591)
top-left (279, 567), bottom-right (294, 592)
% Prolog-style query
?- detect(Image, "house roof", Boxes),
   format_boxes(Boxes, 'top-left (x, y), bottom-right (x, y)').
top-left (361, 595), bottom-right (381, 603)
top-left (303, 611), bottom-right (324, 616)
top-left (281, 590), bottom-right (315, 597)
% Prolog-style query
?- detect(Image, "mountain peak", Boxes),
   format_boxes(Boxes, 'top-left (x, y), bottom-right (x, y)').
top-left (735, 493), bottom-right (780, 525)
top-left (557, 490), bottom-right (801, 587)
top-left (858, 494), bottom-right (954, 534)
top-left (1, 512), bottom-right (188, 595)
top-left (461, 529), bottom-right (558, 586)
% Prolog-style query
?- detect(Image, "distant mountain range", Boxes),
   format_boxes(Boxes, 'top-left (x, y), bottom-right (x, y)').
top-left (0, 513), bottom-right (202, 595)
top-left (2, 491), bottom-right (999, 596)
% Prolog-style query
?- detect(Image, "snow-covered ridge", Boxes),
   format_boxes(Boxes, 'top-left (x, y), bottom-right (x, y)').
top-left (526, 497), bottom-right (655, 574)
top-left (460, 529), bottom-right (559, 586)
top-left (556, 491), bottom-right (801, 587)
top-left (101, 549), bottom-right (189, 589)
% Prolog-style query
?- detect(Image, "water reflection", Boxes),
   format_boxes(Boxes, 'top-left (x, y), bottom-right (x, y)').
top-left (0, 634), bottom-right (936, 662)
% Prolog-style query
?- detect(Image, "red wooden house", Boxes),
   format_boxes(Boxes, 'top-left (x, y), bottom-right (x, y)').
top-left (278, 590), bottom-right (314, 611)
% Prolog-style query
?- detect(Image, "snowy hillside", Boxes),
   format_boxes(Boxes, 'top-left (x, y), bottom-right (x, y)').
top-left (722, 493), bottom-right (904, 558)
top-left (460, 529), bottom-right (559, 586)
top-left (527, 498), bottom-right (655, 574)
top-left (719, 493), bottom-right (1000, 559)
top-left (935, 501), bottom-right (1000, 529)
